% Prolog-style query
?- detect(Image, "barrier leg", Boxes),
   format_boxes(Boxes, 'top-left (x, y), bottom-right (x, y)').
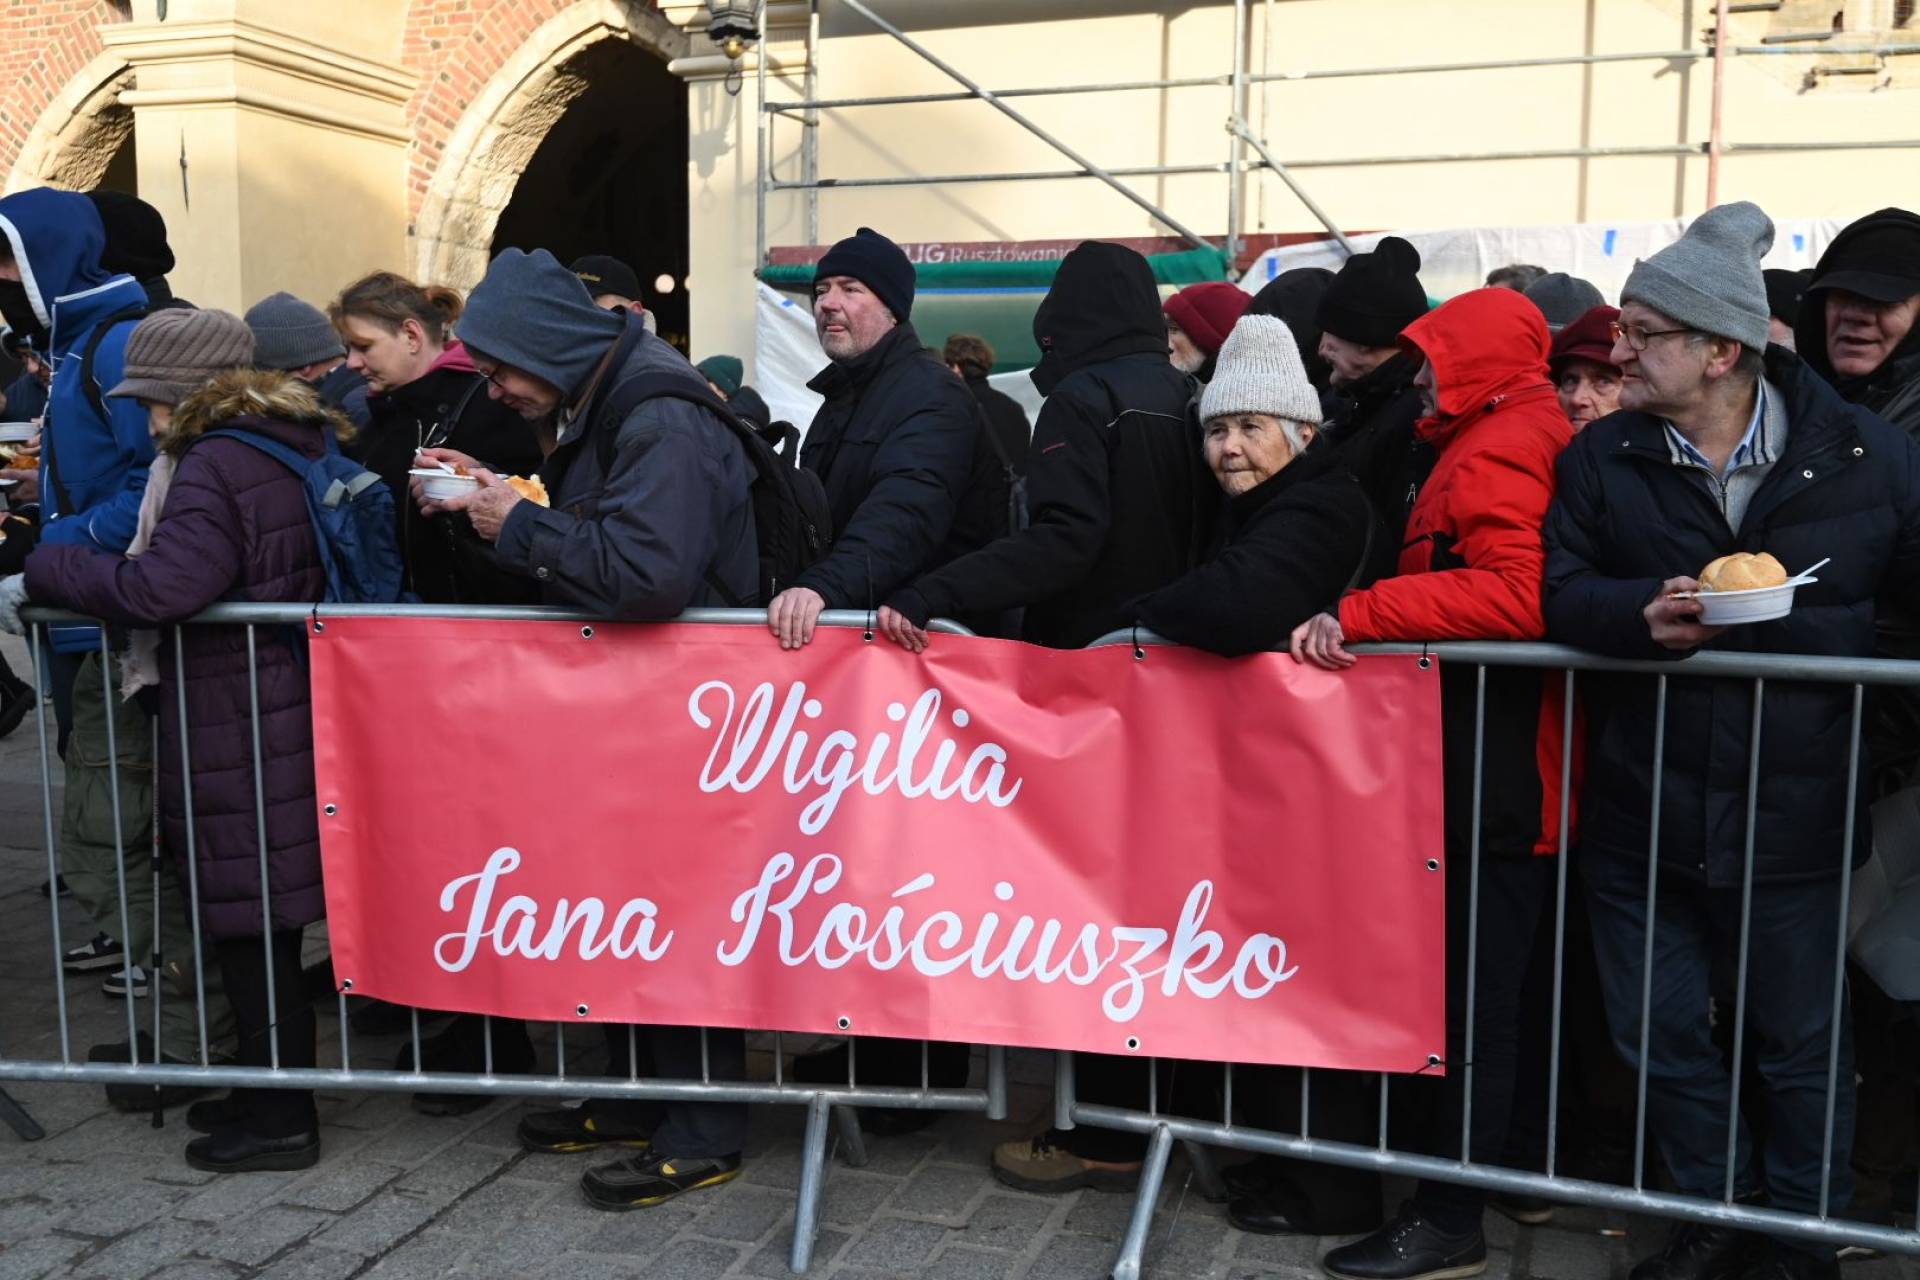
top-left (830, 1104), bottom-right (869, 1169)
top-left (790, 1094), bottom-right (833, 1274)
top-left (1109, 1123), bottom-right (1174, 1280)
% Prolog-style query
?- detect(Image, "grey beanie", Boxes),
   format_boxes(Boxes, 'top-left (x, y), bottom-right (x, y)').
top-left (107, 309), bottom-right (255, 406)
top-left (1198, 315), bottom-right (1322, 427)
top-left (458, 248), bottom-right (626, 396)
top-left (1621, 201), bottom-right (1775, 349)
top-left (1523, 272), bottom-right (1606, 333)
top-left (244, 291), bottom-right (343, 370)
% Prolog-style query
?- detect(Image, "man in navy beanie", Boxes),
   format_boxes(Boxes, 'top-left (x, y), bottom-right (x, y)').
top-left (765, 225), bottom-right (979, 648)
top-left (412, 246), bottom-right (758, 1210)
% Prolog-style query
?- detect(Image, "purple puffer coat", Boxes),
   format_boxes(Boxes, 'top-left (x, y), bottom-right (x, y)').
top-left (27, 370), bottom-right (333, 940)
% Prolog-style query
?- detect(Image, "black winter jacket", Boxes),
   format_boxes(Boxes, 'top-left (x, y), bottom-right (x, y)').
top-left (791, 322), bottom-right (978, 609)
top-left (1321, 351), bottom-right (1430, 582)
top-left (887, 241), bottom-right (1215, 649)
top-left (1132, 442), bottom-right (1377, 656)
top-left (1543, 349), bottom-right (1920, 885)
top-left (358, 348), bottom-right (543, 602)
top-left (966, 375), bottom-right (1031, 477)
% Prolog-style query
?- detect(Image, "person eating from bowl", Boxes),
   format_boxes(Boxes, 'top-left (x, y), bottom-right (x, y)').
top-left (1542, 201), bottom-right (1920, 1280)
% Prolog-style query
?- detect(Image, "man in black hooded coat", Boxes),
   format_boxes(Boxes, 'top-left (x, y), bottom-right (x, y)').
top-left (881, 240), bottom-right (1214, 650)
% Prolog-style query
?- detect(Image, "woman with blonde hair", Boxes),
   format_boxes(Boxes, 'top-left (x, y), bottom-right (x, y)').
top-left (329, 271), bottom-right (540, 601)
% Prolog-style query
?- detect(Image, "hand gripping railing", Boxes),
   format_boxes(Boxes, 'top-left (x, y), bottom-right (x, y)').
top-left (1070, 630), bottom-right (1920, 1280)
top-left (3, 604), bottom-right (999, 1276)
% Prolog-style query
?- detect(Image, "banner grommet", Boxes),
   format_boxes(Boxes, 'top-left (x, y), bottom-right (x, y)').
top-left (576, 1003), bottom-right (591, 1017)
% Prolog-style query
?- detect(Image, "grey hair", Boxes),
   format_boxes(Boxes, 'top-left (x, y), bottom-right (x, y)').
top-left (1277, 417), bottom-right (1314, 453)
top-left (1685, 331), bottom-right (1765, 383)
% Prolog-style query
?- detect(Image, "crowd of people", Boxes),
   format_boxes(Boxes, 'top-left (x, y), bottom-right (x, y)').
top-left (1, 181), bottom-right (1918, 1280)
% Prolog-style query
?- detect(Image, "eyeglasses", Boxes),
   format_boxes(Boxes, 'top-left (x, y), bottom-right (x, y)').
top-left (1609, 320), bottom-right (1698, 352)
top-left (473, 363), bottom-right (505, 390)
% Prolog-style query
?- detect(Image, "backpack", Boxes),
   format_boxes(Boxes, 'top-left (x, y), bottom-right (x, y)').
top-left (197, 428), bottom-right (408, 604)
top-left (592, 360), bottom-right (832, 608)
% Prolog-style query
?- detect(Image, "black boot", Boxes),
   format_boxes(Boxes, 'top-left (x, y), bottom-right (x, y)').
top-left (1628, 1221), bottom-right (1768, 1280)
top-left (184, 1125), bottom-right (319, 1173)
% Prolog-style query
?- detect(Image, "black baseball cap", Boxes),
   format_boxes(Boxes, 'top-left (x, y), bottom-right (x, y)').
top-left (570, 254), bottom-right (643, 303)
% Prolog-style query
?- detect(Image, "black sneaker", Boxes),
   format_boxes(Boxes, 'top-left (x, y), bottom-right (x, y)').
top-left (62, 933), bottom-right (124, 973)
top-left (580, 1151), bottom-right (741, 1210)
top-left (518, 1105), bottom-right (653, 1154)
top-left (1322, 1206), bottom-right (1487, 1280)
top-left (1629, 1221), bottom-right (1768, 1280)
top-left (102, 963), bottom-right (149, 998)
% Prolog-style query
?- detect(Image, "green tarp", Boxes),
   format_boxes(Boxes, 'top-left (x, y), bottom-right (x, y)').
top-left (761, 246), bottom-right (1228, 373)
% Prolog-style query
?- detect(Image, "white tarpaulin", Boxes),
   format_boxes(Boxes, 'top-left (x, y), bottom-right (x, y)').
top-left (1240, 215), bottom-right (1853, 303)
top-left (754, 282), bottom-right (1045, 444)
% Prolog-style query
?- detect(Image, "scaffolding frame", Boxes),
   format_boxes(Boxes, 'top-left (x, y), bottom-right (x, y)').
top-left (752, 0), bottom-right (1920, 272)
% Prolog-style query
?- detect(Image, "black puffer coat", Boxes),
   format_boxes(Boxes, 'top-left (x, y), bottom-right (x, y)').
top-left (790, 322), bottom-right (979, 609)
top-left (1320, 350), bottom-right (1429, 582)
top-left (1132, 441), bottom-right (1377, 656)
top-left (26, 371), bottom-right (333, 939)
top-left (1543, 349), bottom-right (1920, 885)
top-left (887, 241), bottom-right (1216, 649)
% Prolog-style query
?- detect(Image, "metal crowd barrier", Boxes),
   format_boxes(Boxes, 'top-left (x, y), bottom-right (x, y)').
top-left (1, 604), bottom-right (998, 1276)
top-left (8, 608), bottom-right (1920, 1277)
top-left (1074, 630), bottom-right (1920, 1279)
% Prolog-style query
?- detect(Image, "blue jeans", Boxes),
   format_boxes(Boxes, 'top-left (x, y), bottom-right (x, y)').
top-left (1582, 849), bottom-right (1854, 1220)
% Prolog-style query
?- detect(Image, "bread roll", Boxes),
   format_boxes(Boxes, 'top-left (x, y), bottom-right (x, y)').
top-left (1698, 551), bottom-right (1787, 592)
top-left (504, 474), bottom-right (549, 507)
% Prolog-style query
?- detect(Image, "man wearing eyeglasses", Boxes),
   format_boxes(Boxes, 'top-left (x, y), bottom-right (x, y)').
top-left (1544, 202), bottom-right (1920, 1280)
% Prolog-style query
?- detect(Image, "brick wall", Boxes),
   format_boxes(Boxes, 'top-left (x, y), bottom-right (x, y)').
top-left (400, 0), bottom-right (587, 218)
top-left (0, 0), bottom-right (128, 181)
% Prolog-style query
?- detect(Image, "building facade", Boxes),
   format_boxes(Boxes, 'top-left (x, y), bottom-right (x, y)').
top-left (3, 0), bottom-right (1917, 368)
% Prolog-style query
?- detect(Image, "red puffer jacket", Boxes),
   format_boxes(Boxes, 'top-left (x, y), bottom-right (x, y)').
top-left (1339, 288), bottom-right (1577, 858)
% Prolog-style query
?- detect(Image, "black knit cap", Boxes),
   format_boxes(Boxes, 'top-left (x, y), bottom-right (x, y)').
top-left (1316, 236), bottom-right (1428, 348)
top-left (815, 226), bottom-right (916, 322)
top-left (86, 191), bottom-right (176, 281)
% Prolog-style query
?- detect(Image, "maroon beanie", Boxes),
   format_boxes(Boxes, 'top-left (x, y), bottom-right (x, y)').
top-left (1163, 281), bottom-right (1253, 358)
top-left (1548, 304), bottom-right (1622, 377)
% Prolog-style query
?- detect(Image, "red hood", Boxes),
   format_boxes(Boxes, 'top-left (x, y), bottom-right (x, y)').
top-left (426, 339), bottom-right (478, 377)
top-left (1401, 288), bottom-right (1555, 447)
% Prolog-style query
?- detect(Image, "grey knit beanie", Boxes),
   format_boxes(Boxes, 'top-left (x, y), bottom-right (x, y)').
top-left (244, 291), bottom-right (344, 370)
top-left (1621, 201), bottom-right (1774, 349)
top-left (1199, 315), bottom-right (1322, 427)
top-left (108, 309), bottom-right (256, 406)
top-left (1523, 272), bottom-right (1606, 332)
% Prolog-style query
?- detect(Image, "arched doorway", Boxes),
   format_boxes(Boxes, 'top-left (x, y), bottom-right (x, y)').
top-left (488, 38), bottom-right (689, 350)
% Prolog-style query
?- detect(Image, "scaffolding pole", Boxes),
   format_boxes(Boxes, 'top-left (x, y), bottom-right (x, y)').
top-left (1226, 0), bottom-right (1250, 262)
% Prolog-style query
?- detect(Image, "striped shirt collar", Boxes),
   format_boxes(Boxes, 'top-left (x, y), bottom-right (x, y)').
top-left (1664, 382), bottom-right (1771, 477)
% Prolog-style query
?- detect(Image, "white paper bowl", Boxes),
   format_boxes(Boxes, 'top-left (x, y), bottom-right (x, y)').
top-left (0, 423), bottom-right (37, 444)
top-left (1695, 580), bottom-right (1805, 626)
top-left (408, 469), bottom-right (479, 501)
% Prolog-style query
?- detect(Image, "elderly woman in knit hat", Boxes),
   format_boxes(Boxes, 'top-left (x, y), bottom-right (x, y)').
top-left (14, 308), bottom-right (339, 1175)
top-left (1130, 314), bottom-right (1378, 655)
top-left (1548, 303), bottom-right (1624, 432)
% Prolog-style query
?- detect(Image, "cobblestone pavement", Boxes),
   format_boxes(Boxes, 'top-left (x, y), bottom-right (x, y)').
top-left (2, 637), bottom-right (1916, 1280)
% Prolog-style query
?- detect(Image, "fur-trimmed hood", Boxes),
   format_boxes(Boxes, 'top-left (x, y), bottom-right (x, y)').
top-left (164, 367), bottom-right (352, 455)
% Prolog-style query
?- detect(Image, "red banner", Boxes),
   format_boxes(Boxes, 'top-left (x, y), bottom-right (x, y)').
top-left (309, 619), bottom-right (1445, 1072)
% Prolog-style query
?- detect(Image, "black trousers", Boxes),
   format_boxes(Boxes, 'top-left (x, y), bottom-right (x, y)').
top-left (592, 1024), bottom-right (748, 1158)
top-left (1411, 853), bottom-right (1554, 1230)
top-left (215, 928), bottom-right (316, 1137)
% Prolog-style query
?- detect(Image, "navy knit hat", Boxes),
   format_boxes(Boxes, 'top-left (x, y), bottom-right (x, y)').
top-left (1317, 236), bottom-right (1429, 348)
top-left (815, 227), bottom-right (915, 322)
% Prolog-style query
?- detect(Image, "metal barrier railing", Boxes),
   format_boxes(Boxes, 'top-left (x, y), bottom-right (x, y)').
top-left (1, 604), bottom-right (996, 1276)
top-left (8, 610), bottom-right (1920, 1277)
top-left (1072, 632), bottom-right (1920, 1279)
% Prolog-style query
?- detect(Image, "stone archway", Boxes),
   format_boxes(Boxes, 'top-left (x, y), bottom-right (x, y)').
top-left (4, 52), bottom-right (135, 194)
top-left (409, 0), bottom-right (688, 290)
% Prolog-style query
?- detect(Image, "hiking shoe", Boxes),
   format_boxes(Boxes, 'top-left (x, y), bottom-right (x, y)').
top-left (62, 933), bottom-right (124, 973)
top-left (102, 963), bottom-right (149, 998)
top-left (990, 1133), bottom-right (1141, 1194)
top-left (1321, 1206), bottom-right (1487, 1280)
top-left (581, 1151), bottom-right (741, 1209)
top-left (519, 1105), bottom-right (653, 1154)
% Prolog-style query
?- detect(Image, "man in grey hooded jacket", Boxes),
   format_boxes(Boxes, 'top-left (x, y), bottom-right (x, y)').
top-left (415, 246), bottom-right (755, 1210)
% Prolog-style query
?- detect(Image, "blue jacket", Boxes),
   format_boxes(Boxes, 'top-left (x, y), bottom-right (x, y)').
top-left (0, 190), bottom-right (153, 554)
